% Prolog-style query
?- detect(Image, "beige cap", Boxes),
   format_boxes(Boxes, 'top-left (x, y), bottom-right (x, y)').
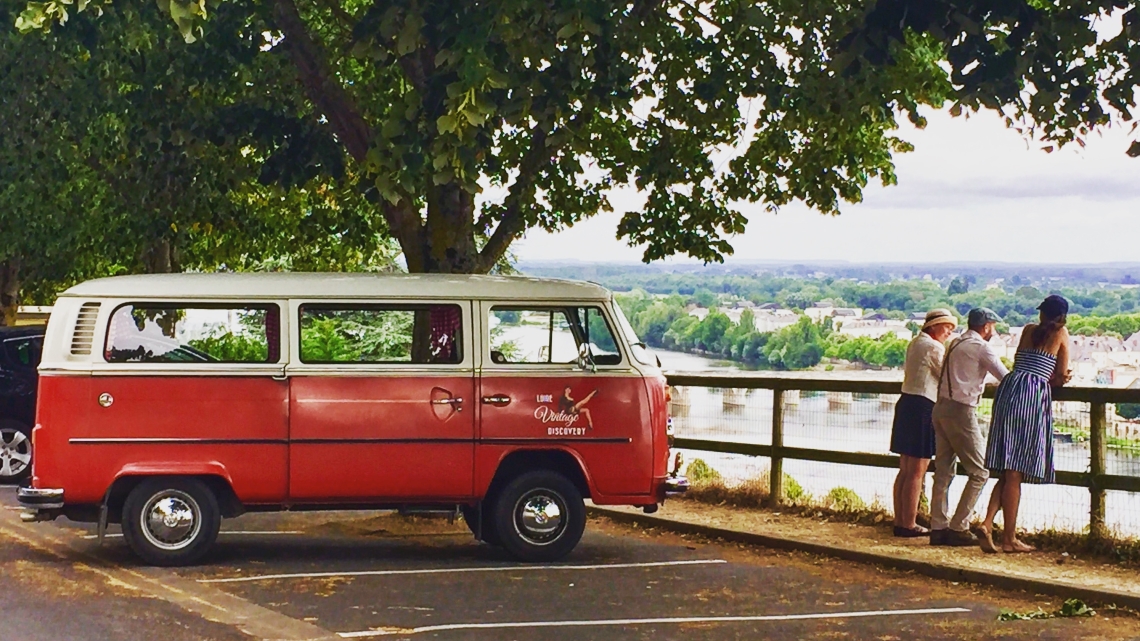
top-left (922, 308), bottom-right (958, 331)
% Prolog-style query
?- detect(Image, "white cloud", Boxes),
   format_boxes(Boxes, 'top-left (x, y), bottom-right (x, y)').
top-left (514, 108), bottom-right (1140, 265)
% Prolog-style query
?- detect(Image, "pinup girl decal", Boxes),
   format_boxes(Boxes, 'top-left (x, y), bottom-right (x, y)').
top-left (559, 387), bottom-right (598, 430)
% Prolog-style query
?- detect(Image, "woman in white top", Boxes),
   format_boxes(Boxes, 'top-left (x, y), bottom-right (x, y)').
top-left (891, 309), bottom-right (958, 537)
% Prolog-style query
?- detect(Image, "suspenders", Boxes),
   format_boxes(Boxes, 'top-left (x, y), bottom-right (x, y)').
top-left (939, 336), bottom-right (967, 401)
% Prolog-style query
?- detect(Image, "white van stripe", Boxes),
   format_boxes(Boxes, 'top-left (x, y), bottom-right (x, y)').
top-left (197, 559), bottom-right (727, 584)
top-left (336, 607), bottom-right (972, 637)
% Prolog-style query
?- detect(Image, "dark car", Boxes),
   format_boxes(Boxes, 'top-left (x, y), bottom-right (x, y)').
top-left (0, 326), bottom-right (43, 483)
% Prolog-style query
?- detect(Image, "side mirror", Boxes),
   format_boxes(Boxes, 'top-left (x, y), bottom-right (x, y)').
top-left (577, 343), bottom-right (597, 373)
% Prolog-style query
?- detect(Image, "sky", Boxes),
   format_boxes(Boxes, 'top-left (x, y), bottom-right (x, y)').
top-left (512, 108), bottom-right (1140, 266)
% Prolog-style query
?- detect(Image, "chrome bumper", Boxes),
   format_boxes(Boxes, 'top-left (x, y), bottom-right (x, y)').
top-left (664, 475), bottom-right (690, 496)
top-left (18, 487), bottom-right (64, 521)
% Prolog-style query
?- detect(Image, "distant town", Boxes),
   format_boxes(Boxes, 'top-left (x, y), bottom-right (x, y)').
top-left (523, 260), bottom-right (1140, 390)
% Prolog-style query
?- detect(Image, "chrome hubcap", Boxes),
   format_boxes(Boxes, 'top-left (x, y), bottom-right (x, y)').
top-left (0, 429), bottom-right (31, 479)
top-left (140, 491), bottom-right (201, 551)
top-left (514, 490), bottom-right (566, 546)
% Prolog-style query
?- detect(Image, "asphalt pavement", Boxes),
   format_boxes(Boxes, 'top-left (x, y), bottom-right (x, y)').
top-left (1, 486), bottom-right (1137, 640)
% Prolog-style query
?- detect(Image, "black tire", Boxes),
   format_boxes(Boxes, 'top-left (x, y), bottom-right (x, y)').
top-left (461, 502), bottom-right (501, 545)
top-left (0, 420), bottom-right (33, 484)
top-left (121, 478), bottom-right (220, 567)
top-left (492, 470), bottom-right (585, 562)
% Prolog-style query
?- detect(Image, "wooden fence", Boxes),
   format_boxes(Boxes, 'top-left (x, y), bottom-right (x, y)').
top-left (666, 373), bottom-right (1140, 540)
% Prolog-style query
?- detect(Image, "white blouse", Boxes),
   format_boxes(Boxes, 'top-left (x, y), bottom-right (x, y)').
top-left (901, 332), bottom-right (945, 403)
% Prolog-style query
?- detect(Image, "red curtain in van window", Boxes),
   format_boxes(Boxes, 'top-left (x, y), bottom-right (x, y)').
top-left (429, 305), bottom-right (460, 363)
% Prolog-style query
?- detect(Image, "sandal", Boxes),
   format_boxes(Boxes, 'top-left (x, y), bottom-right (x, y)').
top-left (979, 529), bottom-right (1000, 554)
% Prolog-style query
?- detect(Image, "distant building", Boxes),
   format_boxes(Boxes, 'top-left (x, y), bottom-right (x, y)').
top-left (805, 303), bottom-right (863, 323)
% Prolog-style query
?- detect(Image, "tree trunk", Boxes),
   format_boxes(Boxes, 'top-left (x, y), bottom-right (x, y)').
top-left (0, 258), bottom-right (19, 327)
top-left (141, 238), bottom-right (180, 274)
top-left (422, 184), bottom-right (479, 274)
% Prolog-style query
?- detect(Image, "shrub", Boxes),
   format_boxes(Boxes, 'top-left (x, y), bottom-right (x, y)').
top-left (685, 458), bottom-right (722, 483)
top-left (824, 487), bottom-right (866, 512)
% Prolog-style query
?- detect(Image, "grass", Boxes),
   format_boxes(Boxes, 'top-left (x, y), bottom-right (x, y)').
top-left (682, 458), bottom-right (893, 527)
top-left (681, 458), bottom-right (1140, 568)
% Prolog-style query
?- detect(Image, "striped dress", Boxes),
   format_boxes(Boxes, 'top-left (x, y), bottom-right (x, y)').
top-left (985, 350), bottom-right (1057, 484)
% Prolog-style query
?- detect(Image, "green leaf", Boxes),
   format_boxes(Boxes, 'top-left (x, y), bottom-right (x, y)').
top-left (436, 114), bottom-right (457, 134)
top-left (556, 23), bottom-right (577, 40)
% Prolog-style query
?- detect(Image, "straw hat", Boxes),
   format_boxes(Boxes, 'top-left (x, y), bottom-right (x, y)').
top-left (922, 308), bottom-right (957, 332)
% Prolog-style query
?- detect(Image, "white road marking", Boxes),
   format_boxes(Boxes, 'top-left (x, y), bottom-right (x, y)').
top-left (336, 607), bottom-right (973, 638)
top-left (198, 558), bottom-right (728, 584)
top-left (82, 530), bottom-right (302, 540)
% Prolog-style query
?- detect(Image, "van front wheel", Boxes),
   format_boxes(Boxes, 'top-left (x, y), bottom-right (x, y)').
top-left (122, 478), bottom-right (220, 566)
top-left (493, 471), bottom-right (585, 562)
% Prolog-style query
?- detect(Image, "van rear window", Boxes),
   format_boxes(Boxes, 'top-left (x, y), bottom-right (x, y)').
top-left (299, 304), bottom-right (462, 364)
top-left (104, 304), bottom-right (279, 363)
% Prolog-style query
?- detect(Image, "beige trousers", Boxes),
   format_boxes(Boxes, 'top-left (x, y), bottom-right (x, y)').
top-left (930, 398), bottom-right (990, 532)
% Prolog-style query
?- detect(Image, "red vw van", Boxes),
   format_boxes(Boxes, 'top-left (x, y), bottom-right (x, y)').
top-left (19, 274), bottom-right (685, 565)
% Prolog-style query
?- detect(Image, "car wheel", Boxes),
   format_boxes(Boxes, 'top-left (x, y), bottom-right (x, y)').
top-left (493, 470), bottom-right (585, 562)
top-left (0, 420), bottom-right (32, 484)
top-left (121, 478), bottom-right (220, 567)
top-left (461, 502), bottom-right (501, 546)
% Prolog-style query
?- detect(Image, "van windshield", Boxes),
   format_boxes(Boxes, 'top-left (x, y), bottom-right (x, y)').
top-left (613, 304), bottom-right (655, 366)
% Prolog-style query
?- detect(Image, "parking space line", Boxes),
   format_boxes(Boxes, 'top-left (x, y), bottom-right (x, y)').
top-left (198, 558), bottom-right (728, 584)
top-left (336, 607), bottom-right (972, 638)
top-left (81, 530), bottom-right (303, 540)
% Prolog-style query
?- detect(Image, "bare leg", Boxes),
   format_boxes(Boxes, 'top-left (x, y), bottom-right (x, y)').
top-left (979, 476), bottom-right (1004, 553)
top-left (892, 460), bottom-right (906, 528)
top-left (580, 408), bottom-right (593, 430)
top-left (1000, 471), bottom-right (1034, 552)
top-left (894, 456), bottom-right (927, 530)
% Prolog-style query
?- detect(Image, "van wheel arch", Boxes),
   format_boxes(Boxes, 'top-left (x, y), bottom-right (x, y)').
top-left (105, 474), bottom-right (243, 523)
top-left (485, 449), bottom-right (591, 502)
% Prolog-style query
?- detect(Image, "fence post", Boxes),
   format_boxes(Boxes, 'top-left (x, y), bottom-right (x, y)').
top-left (1089, 400), bottom-right (1108, 541)
top-left (770, 388), bottom-right (784, 505)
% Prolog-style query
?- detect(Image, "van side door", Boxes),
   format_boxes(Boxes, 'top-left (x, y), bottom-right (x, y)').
top-left (476, 302), bottom-right (653, 499)
top-left (287, 300), bottom-right (475, 501)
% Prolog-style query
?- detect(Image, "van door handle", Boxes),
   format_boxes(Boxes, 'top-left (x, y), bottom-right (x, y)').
top-left (432, 397), bottom-right (464, 410)
top-left (482, 395), bottom-right (511, 407)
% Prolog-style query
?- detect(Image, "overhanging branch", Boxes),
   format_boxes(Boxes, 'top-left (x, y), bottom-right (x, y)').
top-left (476, 128), bottom-right (549, 272)
top-left (272, 0), bottom-right (372, 162)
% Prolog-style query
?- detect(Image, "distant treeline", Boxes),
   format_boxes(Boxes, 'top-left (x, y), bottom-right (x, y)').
top-left (616, 291), bottom-right (909, 370)
top-left (557, 269), bottom-right (1140, 327)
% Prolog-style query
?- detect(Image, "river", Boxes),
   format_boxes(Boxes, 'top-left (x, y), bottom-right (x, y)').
top-left (656, 349), bottom-right (1140, 537)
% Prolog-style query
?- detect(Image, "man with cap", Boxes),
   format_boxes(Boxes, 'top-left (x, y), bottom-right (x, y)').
top-left (930, 307), bottom-right (1009, 546)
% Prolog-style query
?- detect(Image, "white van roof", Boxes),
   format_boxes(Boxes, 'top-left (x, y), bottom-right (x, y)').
top-left (60, 272), bottom-right (613, 301)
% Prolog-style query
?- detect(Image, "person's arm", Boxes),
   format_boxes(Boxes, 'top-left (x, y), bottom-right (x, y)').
top-left (1050, 328), bottom-right (1072, 387)
top-left (925, 341), bottom-right (944, 377)
top-left (982, 343), bottom-right (1010, 382)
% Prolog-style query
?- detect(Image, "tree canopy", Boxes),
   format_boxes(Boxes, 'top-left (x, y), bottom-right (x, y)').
top-left (8, 0), bottom-right (1140, 288)
top-left (0, 0), bottom-right (401, 321)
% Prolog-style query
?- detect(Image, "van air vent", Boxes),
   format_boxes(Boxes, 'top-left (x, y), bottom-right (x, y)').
top-left (70, 303), bottom-right (101, 356)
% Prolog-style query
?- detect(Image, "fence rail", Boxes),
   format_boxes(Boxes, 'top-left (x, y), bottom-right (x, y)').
top-left (665, 373), bottom-right (1140, 540)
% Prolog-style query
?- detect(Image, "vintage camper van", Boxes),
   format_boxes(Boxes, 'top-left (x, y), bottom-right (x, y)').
top-left (18, 273), bottom-right (685, 565)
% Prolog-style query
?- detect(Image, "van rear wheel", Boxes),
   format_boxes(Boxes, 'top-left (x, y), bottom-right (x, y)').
top-left (122, 478), bottom-right (220, 567)
top-left (493, 471), bottom-right (585, 562)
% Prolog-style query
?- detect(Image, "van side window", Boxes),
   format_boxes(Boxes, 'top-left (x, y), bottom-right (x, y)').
top-left (105, 304), bottom-right (279, 363)
top-left (489, 307), bottom-right (621, 365)
top-left (299, 304), bottom-right (462, 364)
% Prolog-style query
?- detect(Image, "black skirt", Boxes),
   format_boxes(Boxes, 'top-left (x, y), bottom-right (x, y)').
top-left (890, 393), bottom-right (936, 459)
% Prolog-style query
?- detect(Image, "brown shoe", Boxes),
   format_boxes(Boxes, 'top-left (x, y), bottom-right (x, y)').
top-left (943, 529), bottom-right (978, 547)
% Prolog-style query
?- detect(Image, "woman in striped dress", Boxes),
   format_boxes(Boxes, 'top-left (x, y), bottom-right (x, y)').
top-left (979, 295), bottom-right (1071, 553)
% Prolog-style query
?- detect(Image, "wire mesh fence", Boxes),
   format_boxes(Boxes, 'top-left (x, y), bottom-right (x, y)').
top-left (670, 380), bottom-right (1140, 538)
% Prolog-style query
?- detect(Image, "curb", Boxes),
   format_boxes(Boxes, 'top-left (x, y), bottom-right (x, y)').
top-left (588, 506), bottom-right (1140, 611)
